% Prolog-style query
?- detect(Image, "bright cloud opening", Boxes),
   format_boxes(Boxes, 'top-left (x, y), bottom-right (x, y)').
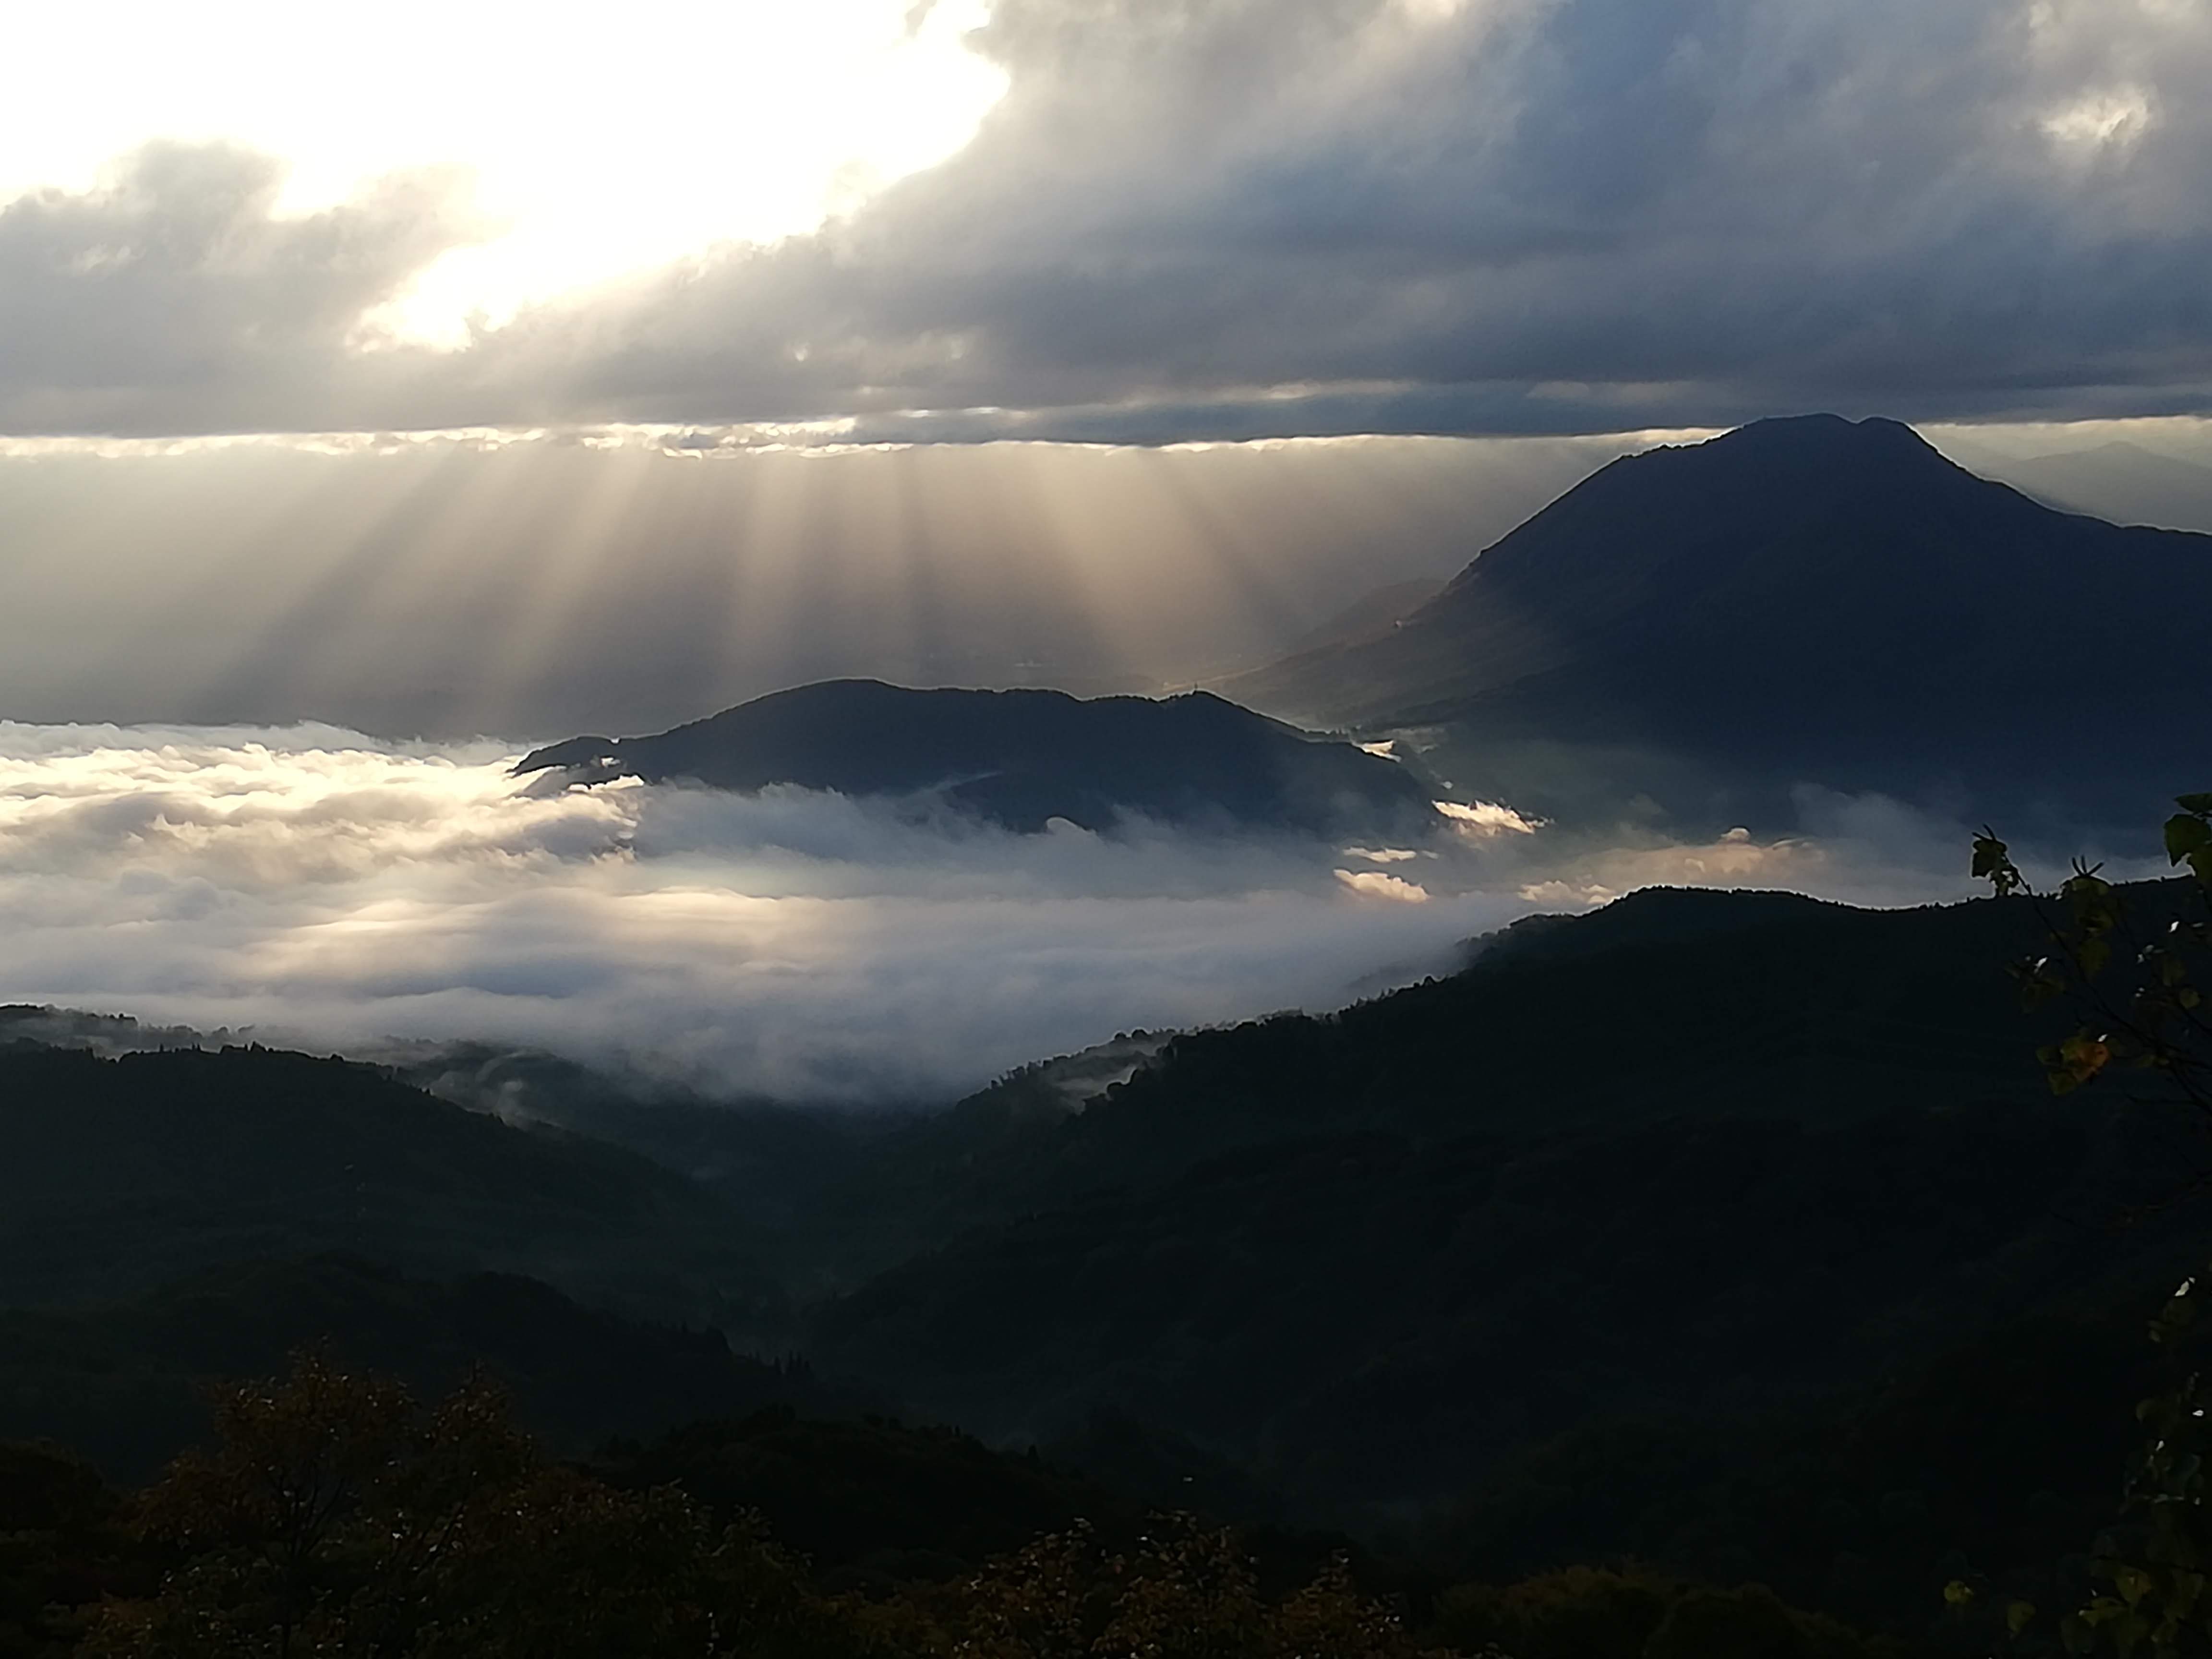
top-left (2040, 86), bottom-right (2155, 155)
top-left (1435, 799), bottom-right (1544, 837)
top-left (0, 0), bottom-right (1010, 347)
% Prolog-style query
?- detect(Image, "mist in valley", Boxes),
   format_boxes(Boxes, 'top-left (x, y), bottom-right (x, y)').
top-left (0, 714), bottom-right (2124, 1108)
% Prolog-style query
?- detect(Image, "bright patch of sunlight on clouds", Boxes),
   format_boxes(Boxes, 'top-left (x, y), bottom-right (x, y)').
top-left (1334, 869), bottom-right (1432, 902)
top-left (1435, 799), bottom-right (1543, 837)
top-left (0, 0), bottom-right (1008, 345)
top-left (2041, 86), bottom-right (2155, 155)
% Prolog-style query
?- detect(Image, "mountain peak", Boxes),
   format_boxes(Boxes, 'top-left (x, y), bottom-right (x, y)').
top-left (1431, 412), bottom-right (2003, 615)
top-left (1629, 412), bottom-right (1959, 489)
top-left (1716, 411), bottom-right (1930, 448)
top-left (1724, 410), bottom-right (1952, 461)
top-left (1223, 411), bottom-right (2212, 821)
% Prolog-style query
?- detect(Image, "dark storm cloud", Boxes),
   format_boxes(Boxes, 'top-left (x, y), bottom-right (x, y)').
top-left (4, 0), bottom-right (2210, 437)
top-left (0, 143), bottom-right (485, 433)
top-left (643, 0), bottom-right (2211, 427)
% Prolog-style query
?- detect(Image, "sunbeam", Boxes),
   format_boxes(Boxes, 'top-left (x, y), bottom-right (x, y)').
top-left (0, 430), bottom-right (1657, 735)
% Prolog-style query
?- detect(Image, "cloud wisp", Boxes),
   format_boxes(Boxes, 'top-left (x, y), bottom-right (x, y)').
top-left (0, 723), bottom-right (2054, 1105)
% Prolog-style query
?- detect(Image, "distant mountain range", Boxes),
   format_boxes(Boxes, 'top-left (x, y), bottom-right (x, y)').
top-left (0, 1042), bottom-right (774, 1326)
top-left (508, 417), bottom-right (2208, 835)
top-left (1226, 414), bottom-right (2212, 829)
top-left (1945, 438), bottom-right (2212, 534)
top-left (515, 678), bottom-right (1440, 837)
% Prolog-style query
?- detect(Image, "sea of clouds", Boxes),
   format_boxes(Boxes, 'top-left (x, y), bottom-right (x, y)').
top-left (0, 723), bottom-right (2037, 1104)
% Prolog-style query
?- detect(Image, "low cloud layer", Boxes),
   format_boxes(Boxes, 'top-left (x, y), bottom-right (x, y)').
top-left (5, 0), bottom-right (2211, 438)
top-left (0, 723), bottom-right (2061, 1104)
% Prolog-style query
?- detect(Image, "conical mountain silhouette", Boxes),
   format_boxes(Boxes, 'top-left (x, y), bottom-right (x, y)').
top-left (1229, 414), bottom-right (2212, 818)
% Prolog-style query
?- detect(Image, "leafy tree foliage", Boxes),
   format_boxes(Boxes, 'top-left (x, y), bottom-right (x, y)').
top-left (1966, 798), bottom-right (2212, 1658)
top-left (80, 1353), bottom-right (838, 1659)
top-left (67, 1356), bottom-right (1453, 1659)
top-left (1433, 1567), bottom-right (1882, 1659)
top-left (0, 1443), bottom-right (145, 1659)
top-left (1972, 796), bottom-right (2212, 1113)
top-left (855, 1517), bottom-right (1438, 1659)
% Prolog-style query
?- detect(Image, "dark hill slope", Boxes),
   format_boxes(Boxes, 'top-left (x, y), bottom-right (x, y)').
top-left (802, 885), bottom-right (2049, 1256)
top-left (0, 1044), bottom-right (770, 1324)
top-left (515, 678), bottom-right (1437, 835)
top-left (744, 888), bottom-right (2047, 1285)
top-left (0, 1255), bottom-right (842, 1483)
top-left (1227, 415), bottom-right (2212, 822)
top-left (807, 882), bottom-right (2212, 1520)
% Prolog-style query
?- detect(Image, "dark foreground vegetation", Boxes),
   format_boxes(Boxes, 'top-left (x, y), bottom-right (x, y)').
top-left (1, 1353), bottom-right (1899, 1659)
top-left (10, 799), bottom-right (2212, 1655)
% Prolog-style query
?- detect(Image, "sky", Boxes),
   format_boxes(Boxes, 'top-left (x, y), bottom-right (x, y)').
top-left (0, 417), bottom-right (2205, 742)
top-left (1, 0), bottom-right (2207, 1094)
top-left (4, 0), bottom-right (2210, 442)
top-left (0, 429), bottom-right (1648, 733)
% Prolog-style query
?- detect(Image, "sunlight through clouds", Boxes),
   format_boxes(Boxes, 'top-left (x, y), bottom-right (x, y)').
top-left (0, 0), bottom-right (1009, 346)
top-left (2040, 86), bottom-right (2155, 156)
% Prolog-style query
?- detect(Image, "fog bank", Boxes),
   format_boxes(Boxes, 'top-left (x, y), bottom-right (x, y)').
top-left (0, 724), bottom-right (2063, 1102)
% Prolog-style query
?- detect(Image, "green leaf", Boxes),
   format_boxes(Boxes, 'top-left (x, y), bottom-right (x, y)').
top-left (2065, 868), bottom-right (2116, 905)
top-left (1973, 831), bottom-right (2025, 894)
top-left (2168, 814), bottom-right (2212, 865)
top-left (2008, 1599), bottom-right (2039, 1636)
top-left (2176, 793), bottom-right (2212, 815)
top-left (2046, 1030), bottom-right (2113, 1091)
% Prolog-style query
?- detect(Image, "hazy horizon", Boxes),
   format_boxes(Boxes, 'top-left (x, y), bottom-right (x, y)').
top-left (0, 416), bottom-right (2204, 744)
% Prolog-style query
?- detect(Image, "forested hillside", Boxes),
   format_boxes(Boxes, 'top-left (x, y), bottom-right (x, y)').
top-left (6, 878), bottom-right (2209, 1648)
top-left (798, 881), bottom-right (2212, 1628)
top-left (0, 1044), bottom-right (781, 1327)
